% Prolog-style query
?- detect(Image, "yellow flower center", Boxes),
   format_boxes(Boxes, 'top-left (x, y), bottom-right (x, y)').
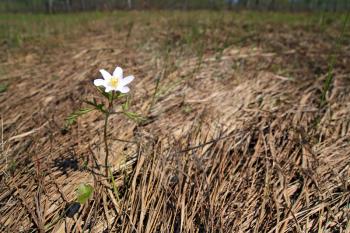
top-left (109, 77), bottom-right (118, 88)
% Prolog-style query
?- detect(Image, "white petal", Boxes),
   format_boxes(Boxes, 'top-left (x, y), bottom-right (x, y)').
top-left (93, 79), bottom-right (105, 87)
top-left (100, 69), bottom-right (112, 80)
top-left (105, 86), bottom-right (112, 93)
top-left (121, 75), bottom-right (134, 86)
top-left (118, 86), bottom-right (130, 93)
top-left (113, 67), bottom-right (123, 78)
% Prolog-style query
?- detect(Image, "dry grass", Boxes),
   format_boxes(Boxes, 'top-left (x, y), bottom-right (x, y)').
top-left (0, 11), bottom-right (350, 232)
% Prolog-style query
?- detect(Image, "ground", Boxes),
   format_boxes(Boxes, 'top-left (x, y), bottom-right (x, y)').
top-left (0, 11), bottom-right (350, 232)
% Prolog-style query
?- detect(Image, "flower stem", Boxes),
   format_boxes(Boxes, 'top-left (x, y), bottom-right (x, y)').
top-left (104, 91), bottom-right (114, 178)
top-left (103, 112), bottom-right (110, 178)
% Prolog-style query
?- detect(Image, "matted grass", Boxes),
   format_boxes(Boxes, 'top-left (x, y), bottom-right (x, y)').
top-left (0, 11), bottom-right (349, 232)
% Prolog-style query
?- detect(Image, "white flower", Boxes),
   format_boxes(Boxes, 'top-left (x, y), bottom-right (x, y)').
top-left (94, 66), bottom-right (134, 93)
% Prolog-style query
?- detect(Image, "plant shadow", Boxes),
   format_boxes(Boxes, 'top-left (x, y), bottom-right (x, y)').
top-left (53, 150), bottom-right (79, 176)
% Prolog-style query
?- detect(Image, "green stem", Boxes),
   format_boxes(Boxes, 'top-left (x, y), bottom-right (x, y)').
top-left (104, 91), bottom-right (114, 178)
top-left (103, 112), bottom-right (110, 178)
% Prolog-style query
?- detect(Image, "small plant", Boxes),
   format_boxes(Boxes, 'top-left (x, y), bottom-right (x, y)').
top-left (45, 183), bottom-right (93, 230)
top-left (320, 13), bottom-right (349, 107)
top-left (66, 66), bottom-right (143, 178)
top-left (76, 183), bottom-right (94, 204)
top-left (65, 183), bottom-right (94, 218)
top-left (0, 83), bottom-right (8, 93)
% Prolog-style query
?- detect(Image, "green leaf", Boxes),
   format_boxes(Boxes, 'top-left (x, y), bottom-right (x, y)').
top-left (117, 93), bottom-right (127, 99)
top-left (76, 183), bottom-right (94, 204)
top-left (122, 97), bottom-right (130, 111)
top-left (109, 168), bottom-right (120, 201)
top-left (123, 111), bottom-right (147, 123)
top-left (0, 83), bottom-right (8, 93)
top-left (84, 99), bottom-right (107, 113)
top-left (65, 108), bottom-right (95, 127)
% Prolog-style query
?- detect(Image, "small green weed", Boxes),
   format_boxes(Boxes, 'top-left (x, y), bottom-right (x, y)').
top-left (0, 83), bottom-right (8, 93)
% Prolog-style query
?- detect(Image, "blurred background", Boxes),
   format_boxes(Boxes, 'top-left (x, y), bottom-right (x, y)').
top-left (1, 0), bottom-right (349, 13)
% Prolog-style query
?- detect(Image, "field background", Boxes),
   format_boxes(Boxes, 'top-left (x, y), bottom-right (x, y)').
top-left (1, 3), bottom-right (350, 233)
top-left (1, 0), bottom-right (350, 12)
